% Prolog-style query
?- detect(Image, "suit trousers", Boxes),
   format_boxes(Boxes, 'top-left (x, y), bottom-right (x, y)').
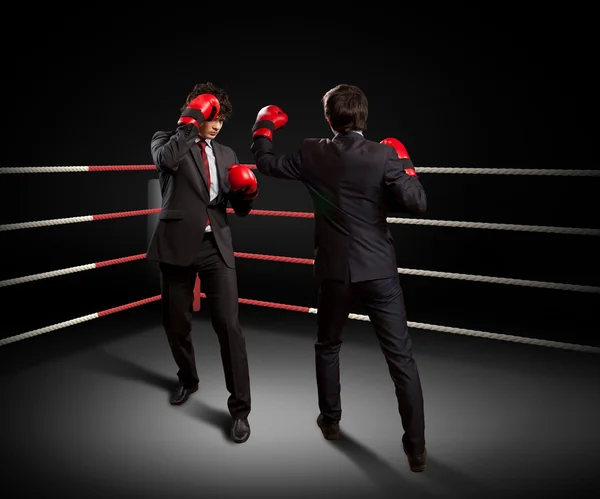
top-left (315, 276), bottom-right (425, 454)
top-left (159, 231), bottom-right (251, 419)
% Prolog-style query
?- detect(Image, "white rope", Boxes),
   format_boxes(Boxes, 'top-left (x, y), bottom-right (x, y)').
top-left (0, 166), bottom-right (90, 173)
top-left (396, 267), bottom-right (600, 293)
top-left (0, 216), bottom-right (94, 231)
top-left (0, 264), bottom-right (97, 287)
top-left (414, 167), bottom-right (600, 176)
top-left (387, 217), bottom-right (600, 236)
top-left (0, 314), bottom-right (98, 346)
top-left (307, 309), bottom-right (600, 354)
top-left (404, 321), bottom-right (600, 354)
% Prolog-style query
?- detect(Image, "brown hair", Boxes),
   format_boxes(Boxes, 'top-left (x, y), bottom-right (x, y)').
top-left (181, 81), bottom-right (232, 121)
top-left (321, 84), bottom-right (368, 133)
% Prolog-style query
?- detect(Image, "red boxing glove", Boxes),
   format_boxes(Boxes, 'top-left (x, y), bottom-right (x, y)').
top-left (178, 93), bottom-right (220, 129)
top-left (228, 164), bottom-right (259, 200)
top-left (380, 137), bottom-right (410, 159)
top-left (380, 137), bottom-right (417, 177)
top-left (252, 105), bottom-right (288, 141)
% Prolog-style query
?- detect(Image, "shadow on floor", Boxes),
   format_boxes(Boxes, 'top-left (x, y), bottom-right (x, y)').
top-left (84, 346), bottom-right (233, 441)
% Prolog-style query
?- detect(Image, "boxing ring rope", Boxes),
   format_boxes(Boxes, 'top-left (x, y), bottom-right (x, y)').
top-left (1, 251), bottom-right (599, 294)
top-left (1, 164), bottom-right (598, 354)
top-left (1, 290), bottom-right (598, 354)
top-left (1, 165), bottom-right (600, 176)
top-left (1, 245), bottom-right (599, 353)
top-left (2, 208), bottom-right (599, 236)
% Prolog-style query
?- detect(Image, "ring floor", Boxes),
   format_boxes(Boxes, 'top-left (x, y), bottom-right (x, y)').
top-left (1, 304), bottom-right (599, 499)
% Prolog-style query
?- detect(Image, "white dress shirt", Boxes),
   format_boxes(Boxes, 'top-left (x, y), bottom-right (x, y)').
top-left (195, 137), bottom-right (219, 232)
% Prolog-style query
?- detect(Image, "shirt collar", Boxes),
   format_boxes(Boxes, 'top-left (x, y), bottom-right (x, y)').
top-left (194, 136), bottom-right (212, 147)
top-left (334, 130), bottom-right (364, 139)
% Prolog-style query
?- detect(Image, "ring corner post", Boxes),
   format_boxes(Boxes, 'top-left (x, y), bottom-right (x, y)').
top-left (147, 178), bottom-right (161, 289)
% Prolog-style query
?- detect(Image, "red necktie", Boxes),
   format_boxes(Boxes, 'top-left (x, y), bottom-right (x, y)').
top-left (198, 140), bottom-right (211, 226)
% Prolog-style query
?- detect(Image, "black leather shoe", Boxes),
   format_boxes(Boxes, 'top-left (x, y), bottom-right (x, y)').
top-left (317, 414), bottom-right (340, 440)
top-left (169, 383), bottom-right (198, 405)
top-left (404, 446), bottom-right (427, 472)
top-left (231, 418), bottom-right (251, 443)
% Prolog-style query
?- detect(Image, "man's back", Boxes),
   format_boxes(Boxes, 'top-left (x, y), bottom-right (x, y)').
top-left (299, 132), bottom-right (426, 282)
top-left (250, 86), bottom-right (428, 470)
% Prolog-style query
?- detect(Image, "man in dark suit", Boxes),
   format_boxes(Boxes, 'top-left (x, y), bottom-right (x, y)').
top-left (247, 84), bottom-right (428, 471)
top-left (147, 82), bottom-right (259, 444)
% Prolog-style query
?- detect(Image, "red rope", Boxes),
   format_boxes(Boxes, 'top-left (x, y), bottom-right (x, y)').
top-left (92, 208), bottom-right (161, 221)
top-left (94, 293), bottom-right (310, 319)
top-left (226, 208), bottom-right (314, 218)
top-left (88, 165), bottom-right (158, 171)
top-left (86, 164), bottom-right (256, 171)
top-left (88, 207), bottom-right (311, 222)
top-left (95, 253), bottom-right (147, 268)
top-left (234, 252), bottom-right (313, 265)
top-left (97, 295), bottom-right (162, 317)
top-left (199, 293), bottom-right (311, 313)
top-left (85, 251), bottom-right (307, 271)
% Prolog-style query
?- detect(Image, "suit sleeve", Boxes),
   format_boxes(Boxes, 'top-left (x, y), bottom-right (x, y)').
top-left (227, 151), bottom-right (254, 217)
top-left (384, 148), bottom-right (427, 216)
top-left (150, 123), bottom-right (198, 174)
top-left (250, 137), bottom-right (302, 180)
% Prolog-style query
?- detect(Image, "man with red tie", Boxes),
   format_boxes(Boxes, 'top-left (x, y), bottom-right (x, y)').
top-left (247, 84), bottom-right (428, 471)
top-left (146, 82), bottom-right (258, 444)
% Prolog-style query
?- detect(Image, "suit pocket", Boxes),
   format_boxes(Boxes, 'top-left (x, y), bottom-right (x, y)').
top-left (158, 209), bottom-right (184, 220)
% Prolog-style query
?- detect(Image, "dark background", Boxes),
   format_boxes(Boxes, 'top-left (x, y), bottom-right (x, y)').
top-left (1, 8), bottom-right (598, 349)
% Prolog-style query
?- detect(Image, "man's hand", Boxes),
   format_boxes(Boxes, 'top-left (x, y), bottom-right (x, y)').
top-left (252, 105), bottom-right (288, 141)
top-left (380, 137), bottom-right (417, 177)
top-left (178, 94), bottom-right (220, 129)
top-left (228, 164), bottom-right (259, 200)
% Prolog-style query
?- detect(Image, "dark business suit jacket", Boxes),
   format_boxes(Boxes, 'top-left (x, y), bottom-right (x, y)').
top-left (147, 122), bottom-right (253, 268)
top-left (251, 132), bottom-right (426, 282)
